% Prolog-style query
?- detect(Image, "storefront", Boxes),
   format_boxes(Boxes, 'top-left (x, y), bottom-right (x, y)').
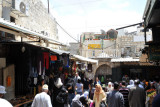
top-left (0, 18), bottom-right (68, 106)
top-left (70, 54), bottom-right (98, 81)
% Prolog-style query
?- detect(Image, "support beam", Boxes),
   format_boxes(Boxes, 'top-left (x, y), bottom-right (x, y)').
top-left (116, 23), bottom-right (143, 30)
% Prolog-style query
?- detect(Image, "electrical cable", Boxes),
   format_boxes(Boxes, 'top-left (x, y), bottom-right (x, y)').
top-left (56, 20), bottom-right (116, 50)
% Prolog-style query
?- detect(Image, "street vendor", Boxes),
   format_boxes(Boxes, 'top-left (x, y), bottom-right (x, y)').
top-left (0, 85), bottom-right (13, 107)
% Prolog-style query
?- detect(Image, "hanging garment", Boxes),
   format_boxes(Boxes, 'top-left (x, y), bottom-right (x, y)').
top-left (39, 61), bottom-right (42, 75)
top-left (88, 64), bottom-right (92, 72)
top-left (51, 55), bottom-right (57, 61)
top-left (43, 52), bottom-right (49, 69)
top-left (101, 76), bottom-right (104, 83)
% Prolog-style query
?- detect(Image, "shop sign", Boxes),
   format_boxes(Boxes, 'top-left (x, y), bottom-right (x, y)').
top-left (88, 44), bottom-right (101, 49)
top-left (149, 45), bottom-right (160, 61)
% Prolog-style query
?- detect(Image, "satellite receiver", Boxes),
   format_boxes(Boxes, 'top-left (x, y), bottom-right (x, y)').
top-left (107, 29), bottom-right (118, 39)
top-left (99, 29), bottom-right (106, 39)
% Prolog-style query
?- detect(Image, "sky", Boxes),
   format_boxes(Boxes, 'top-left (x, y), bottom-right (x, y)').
top-left (41, 0), bottom-right (147, 44)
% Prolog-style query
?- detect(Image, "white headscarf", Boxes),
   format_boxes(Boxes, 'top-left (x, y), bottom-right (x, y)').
top-left (54, 78), bottom-right (63, 88)
top-left (81, 91), bottom-right (89, 99)
top-left (127, 80), bottom-right (135, 89)
top-left (107, 82), bottom-right (113, 92)
top-left (73, 94), bottom-right (81, 101)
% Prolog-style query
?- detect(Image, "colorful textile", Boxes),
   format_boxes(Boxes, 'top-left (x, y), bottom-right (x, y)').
top-left (50, 55), bottom-right (57, 61)
top-left (43, 52), bottom-right (49, 69)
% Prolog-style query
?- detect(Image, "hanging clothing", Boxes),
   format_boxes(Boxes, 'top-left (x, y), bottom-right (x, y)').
top-left (39, 61), bottom-right (42, 75)
top-left (50, 55), bottom-right (57, 61)
top-left (43, 52), bottom-right (49, 70)
top-left (88, 64), bottom-right (92, 72)
top-left (101, 76), bottom-right (104, 83)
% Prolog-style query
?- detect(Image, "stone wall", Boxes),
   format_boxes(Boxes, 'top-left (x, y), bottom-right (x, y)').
top-left (0, 0), bottom-right (59, 49)
top-left (12, 0), bottom-right (58, 40)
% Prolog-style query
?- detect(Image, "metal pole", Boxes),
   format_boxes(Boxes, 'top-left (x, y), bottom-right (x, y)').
top-left (47, 0), bottom-right (49, 13)
top-left (144, 28), bottom-right (147, 44)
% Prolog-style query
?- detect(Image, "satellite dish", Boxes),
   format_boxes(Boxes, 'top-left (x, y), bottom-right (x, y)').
top-left (107, 29), bottom-right (118, 39)
top-left (101, 29), bottom-right (106, 34)
top-left (99, 29), bottom-right (106, 39)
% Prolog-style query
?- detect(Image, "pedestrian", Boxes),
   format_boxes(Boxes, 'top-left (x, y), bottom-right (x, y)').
top-left (31, 84), bottom-right (52, 107)
top-left (157, 80), bottom-right (160, 94)
top-left (82, 77), bottom-right (90, 93)
top-left (152, 94), bottom-right (160, 107)
top-left (107, 82), bottom-right (124, 107)
top-left (128, 80), bottom-right (146, 107)
top-left (72, 94), bottom-right (83, 107)
top-left (119, 81), bottom-right (129, 107)
top-left (38, 79), bottom-right (45, 93)
top-left (94, 77), bottom-right (101, 87)
top-left (66, 79), bottom-right (75, 107)
top-left (75, 79), bottom-right (83, 95)
top-left (74, 72), bottom-right (81, 85)
top-left (89, 84), bottom-right (95, 100)
top-left (127, 80), bottom-right (134, 89)
top-left (80, 91), bottom-right (89, 107)
top-left (53, 78), bottom-right (68, 107)
top-left (0, 86), bottom-right (13, 107)
top-left (93, 84), bottom-right (106, 107)
top-left (106, 82), bottom-right (113, 92)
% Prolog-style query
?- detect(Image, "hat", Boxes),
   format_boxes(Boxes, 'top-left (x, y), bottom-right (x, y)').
top-left (42, 84), bottom-right (48, 90)
top-left (0, 86), bottom-right (6, 94)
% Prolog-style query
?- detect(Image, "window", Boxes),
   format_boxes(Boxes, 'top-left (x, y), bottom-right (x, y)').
top-left (92, 50), bottom-right (95, 56)
top-left (0, 31), bottom-right (15, 42)
top-left (10, 16), bottom-right (15, 23)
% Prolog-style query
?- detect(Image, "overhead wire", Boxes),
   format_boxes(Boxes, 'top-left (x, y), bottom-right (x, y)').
top-left (55, 21), bottom-right (116, 50)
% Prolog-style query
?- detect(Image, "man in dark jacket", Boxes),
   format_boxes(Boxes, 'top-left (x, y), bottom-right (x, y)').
top-left (128, 80), bottom-right (146, 107)
top-left (152, 94), bottom-right (160, 107)
top-left (107, 82), bottom-right (124, 107)
top-left (66, 79), bottom-right (75, 107)
top-left (119, 81), bottom-right (129, 107)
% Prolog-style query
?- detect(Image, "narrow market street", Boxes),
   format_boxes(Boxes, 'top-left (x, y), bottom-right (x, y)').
top-left (0, 0), bottom-right (160, 107)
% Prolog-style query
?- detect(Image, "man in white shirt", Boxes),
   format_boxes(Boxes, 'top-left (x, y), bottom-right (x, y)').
top-left (31, 84), bottom-right (52, 107)
top-left (0, 85), bottom-right (13, 107)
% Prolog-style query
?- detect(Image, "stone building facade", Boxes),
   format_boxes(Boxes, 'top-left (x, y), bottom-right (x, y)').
top-left (0, 0), bottom-right (59, 48)
top-left (79, 27), bottom-right (152, 81)
top-left (80, 32), bottom-right (120, 58)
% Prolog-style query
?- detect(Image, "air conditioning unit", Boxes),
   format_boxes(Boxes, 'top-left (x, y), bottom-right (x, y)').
top-left (12, 0), bottom-right (29, 16)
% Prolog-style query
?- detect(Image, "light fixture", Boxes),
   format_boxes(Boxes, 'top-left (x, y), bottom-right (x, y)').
top-left (21, 46), bottom-right (25, 53)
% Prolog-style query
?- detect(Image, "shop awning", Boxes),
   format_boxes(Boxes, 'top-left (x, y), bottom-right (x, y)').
top-left (47, 47), bottom-right (70, 55)
top-left (0, 18), bottom-right (66, 46)
top-left (143, 0), bottom-right (160, 28)
top-left (111, 57), bottom-right (139, 62)
top-left (72, 55), bottom-right (98, 64)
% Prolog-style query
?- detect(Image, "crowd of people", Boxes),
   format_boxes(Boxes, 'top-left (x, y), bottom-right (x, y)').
top-left (1, 72), bottom-right (160, 107)
top-left (31, 72), bottom-right (160, 107)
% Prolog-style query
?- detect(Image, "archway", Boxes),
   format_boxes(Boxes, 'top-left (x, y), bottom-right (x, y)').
top-left (95, 64), bottom-right (112, 83)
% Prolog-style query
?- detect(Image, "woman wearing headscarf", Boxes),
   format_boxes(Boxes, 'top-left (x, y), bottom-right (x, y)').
top-left (106, 82), bottom-right (113, 93)
top-left (72, 94), bottom-right (84, 107)
top-left (93, 84), bottom-right (106, 107)
top-left (52, 78), bottom-right (68, 107)
top-left (127, 80), bottom-right (135, 89)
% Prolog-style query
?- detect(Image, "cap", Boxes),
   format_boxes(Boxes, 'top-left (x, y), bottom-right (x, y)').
top-left (0, 86), bottom-right (6, 94)
top-left (42, 84), bottom-right (48, 90)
